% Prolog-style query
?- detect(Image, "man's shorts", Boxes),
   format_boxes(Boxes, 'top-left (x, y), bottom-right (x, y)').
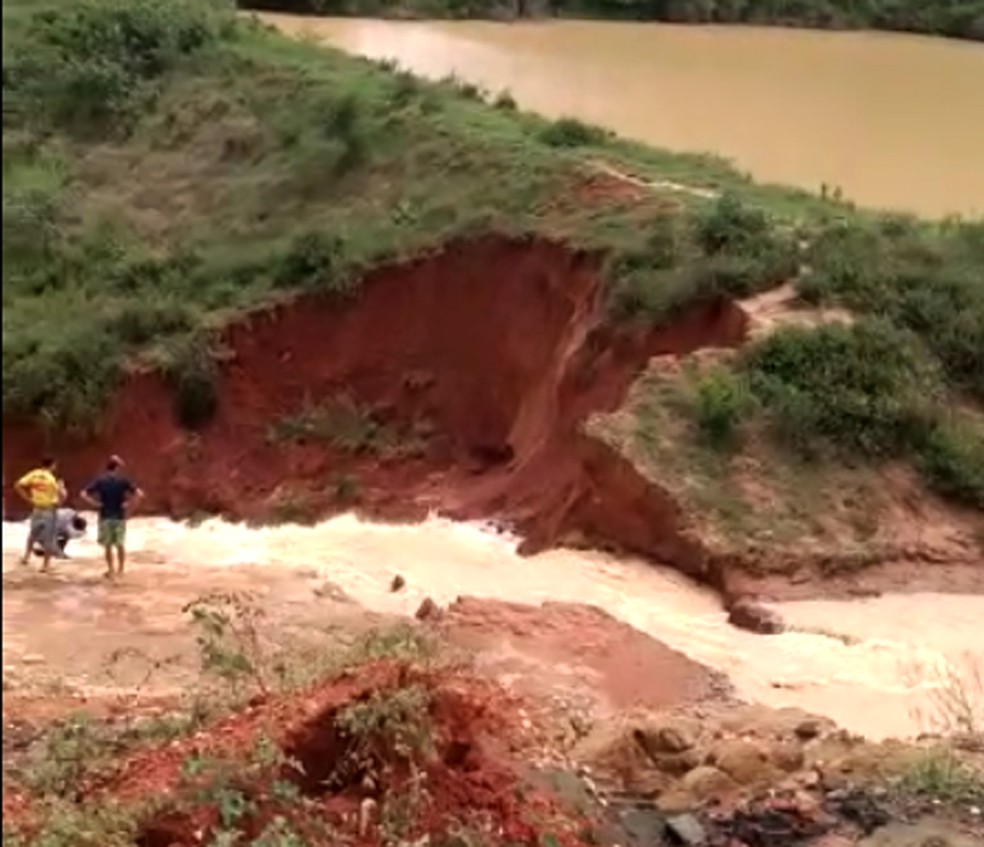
top-left (98, 519), bottom-right (126, 547)
top-left (28, 509), bottom-right (57, 553)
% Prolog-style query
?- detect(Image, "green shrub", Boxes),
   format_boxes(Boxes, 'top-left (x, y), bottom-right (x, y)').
top-left (274, 230), bottom-right (349, 291)
top-left (610, 197), bottom-right (797, 323)
top-left (697, 192), bottom-right (770, 255)
top-left (5, 0), bottom-right (227, 133)
top-left (493, 90), bottom-right (517, 111)
top-left (798, 216), bottom-right (984, 399)
top-left (538, 116), bottom-right (608, 148)
top-left (164, 337), bottom-right (219, 430)
top-left (742, 320), bottom-right (941, 459)
top-left (2, 154), bottom-right (67, 270)
top-left (269, 396), bottom-right (396, 454)
top-left (692, 367), bottom-right (752, 450)
top-left (918, 421), bottom-right (984, 509)
top-left (2, 325), bottom-right (123, 432)
top-left (102, 299), bottom-right (198, 347)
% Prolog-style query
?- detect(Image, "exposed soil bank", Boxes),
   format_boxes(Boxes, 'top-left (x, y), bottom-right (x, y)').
top-left (2, 236), bottom-right (747, 588)
top-left (5, 235), bottom-right (977, 602)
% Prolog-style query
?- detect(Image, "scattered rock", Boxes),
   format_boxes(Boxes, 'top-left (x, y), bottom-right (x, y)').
top-left (657, 790), bottom-right (698, 814)
top-left (795, 719), bottom-right (824, 741)
top-left (640, 721), bottom-right (698, 755)
top-left (727, 601), bottom-right (784, 635)
top-left (655, 750), bottom-right (702, 776)
top-left (618, 807), bottom-right (668, 844)
top-left (723, 800), bottom-right (832, 847)
top-left (390, 574), bottom-right (406, 592)
top-left (769, 741), bottom-right (806, 772)
top-left (708, 739), bottom-right (776, 785)
top-left (20, 655), bottom-right (45, 666)
top-left (665, 813), bottom-right (707, 846)
top-left (827, 788), bottom-right (891, 835)
top-left (415, 597), bottom-right (442, 621)
top-left (681, 765), bottom-right (737, 801)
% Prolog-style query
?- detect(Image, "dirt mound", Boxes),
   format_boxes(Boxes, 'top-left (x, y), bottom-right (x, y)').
top-left (3, 660), bottom-right (596, 845)
top-left (3, 236), bottom-right (746, 586)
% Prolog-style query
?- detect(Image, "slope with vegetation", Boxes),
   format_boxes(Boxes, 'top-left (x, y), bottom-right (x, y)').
top-left (2, 0), bottom-right (983, 589)
top-left (240, 0), bottom-right (984, 41)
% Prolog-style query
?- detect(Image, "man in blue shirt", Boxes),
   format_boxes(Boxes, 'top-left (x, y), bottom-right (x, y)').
top-left (81, 456), bottom-right (144, 580)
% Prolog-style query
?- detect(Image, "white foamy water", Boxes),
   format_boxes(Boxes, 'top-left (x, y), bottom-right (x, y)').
top-left (4, 515), bottom-right (981, 739)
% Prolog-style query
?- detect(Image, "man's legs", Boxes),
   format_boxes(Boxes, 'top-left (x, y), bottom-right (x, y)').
top-left (20, 531), bottom-right (33, 566)
top-left (21, 512), bottom-right (40, 565)
top-left (99, 520), bottom-right (126, 577)
top-left (98, 519), bottom-right (115, 578)
top-left (36, 512), bottom-right (55, 573)
top-left (113, 521), bottom-right (127, 575)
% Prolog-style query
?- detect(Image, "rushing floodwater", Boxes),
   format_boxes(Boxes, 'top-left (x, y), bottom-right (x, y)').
top-left (261, 15), bottom-right (984, 217)
top-left (5, 516), bottom-right (981, 740)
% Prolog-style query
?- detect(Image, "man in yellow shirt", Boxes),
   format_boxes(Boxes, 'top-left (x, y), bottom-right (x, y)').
top-left (15, 457), bottom-right (65, 572)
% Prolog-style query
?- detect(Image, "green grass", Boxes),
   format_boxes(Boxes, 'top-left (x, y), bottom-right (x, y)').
top-left (2, 0), bottom-right (983, 516)
top-left (268, 395), bottom-right (423, 456)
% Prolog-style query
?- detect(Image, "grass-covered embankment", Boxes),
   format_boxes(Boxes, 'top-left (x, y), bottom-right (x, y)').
top-left (3, 0), bottom-right (983, 520)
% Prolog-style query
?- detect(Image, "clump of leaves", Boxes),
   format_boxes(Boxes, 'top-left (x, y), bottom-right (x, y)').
top-left (268, 394), bottom-right (415, 456)
top-left (691, 366), bottom-right (752, 451)
top-left (335, 684), bottom-right (434, 770)
top-left (183, 591), bottom-right (270, 700)
top-left (741, 319), bottom-right (941, 459)
top-left (539, 116), bottom-right (608, 148)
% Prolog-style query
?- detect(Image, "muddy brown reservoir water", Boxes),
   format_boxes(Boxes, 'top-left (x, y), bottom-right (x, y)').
top-left (262, 15), bottom-right (984, 217)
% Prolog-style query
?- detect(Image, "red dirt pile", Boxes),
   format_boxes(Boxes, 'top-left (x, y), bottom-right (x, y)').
top-left (3, 236), bottom-right (747, 586)
top-left (5, 660), bottom-right (597, 846)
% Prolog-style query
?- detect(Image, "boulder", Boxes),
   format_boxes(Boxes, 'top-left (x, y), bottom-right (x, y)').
top-left (795, 718), bottom-right (824, 741)
top-left (635, 719), bottom-right (699, 757)
top-left (655, 749), bottom-right (702, 775)
top-left (708, 739), bottom-right (776, 785)
top-left (415, 597), bottom-right (442, 621)
top-left (680, 765), bottom-right (737, 801)
top-left (665, 813), bottom-right (708, 846)
top-left (769, 740), bottom-right (806, 772)
top-left (727, 600), bottom-right (784, 634)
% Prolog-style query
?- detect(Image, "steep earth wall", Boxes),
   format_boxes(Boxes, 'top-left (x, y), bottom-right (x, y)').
top-left (2, 236), bottom-right (747, 587)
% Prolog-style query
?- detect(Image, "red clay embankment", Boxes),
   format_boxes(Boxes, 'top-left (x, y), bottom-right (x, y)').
top-left (2, 236), bottom-right (746, 587)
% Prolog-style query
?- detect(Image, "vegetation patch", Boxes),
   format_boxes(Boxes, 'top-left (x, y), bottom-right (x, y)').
top-left (268, 395), bottom-right (426, 457)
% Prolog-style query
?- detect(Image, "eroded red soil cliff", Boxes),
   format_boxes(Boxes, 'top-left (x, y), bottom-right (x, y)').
top-left (3, 236), bottom-right (745, 583)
